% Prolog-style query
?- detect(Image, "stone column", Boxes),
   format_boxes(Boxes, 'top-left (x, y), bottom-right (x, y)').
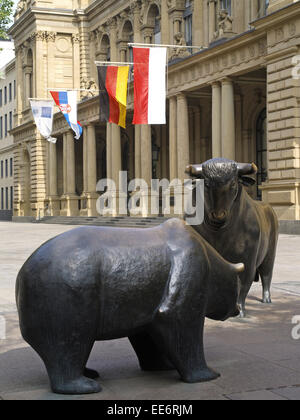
top-left (86, 124), bottom-right (98, 216)
top-left (194, 107), bottom-right (202, 163)
top-left (169, 96), bottom-right (178, 181)
top-left (72, 34), bottom-right (81, 90)
top-left (132, 2), bottom-right (142, 43)
top-left (161, 125), bottom-right (168, 179)
top-left (63, 132), bottom-right (68, 195)
top-left (15, 47), bottom-right (23, 123)
top-left (109, 18), bottom-right (118, 61)
top-left (212, 82), bottom-right (222, 158)
top-left (193, 0), bottom-right (204, 47)
top-left (111, 124), bottom-right (122, 217)
top-left (209, 0), bottom-right (216, 43)
top-left (46, 32), bottom-right (56, 97)
top-left (106, 123), bottom-right (112, 180)
top-left (66, 131), bottom-right (76, 195)
top-left (135, 125), bottom-right (141, 179)
top-left (221, 78), bottom-right (236, 160)
top-left (87, 125), bottom-right (97, 193)
top-left (161, 0), bottom-right (169, 44)
top-left (34, 32), bottom-right (46, 98)
top-left (24, 69), bottom-right (31, 107)
top-left (61, 130), bottom-right (79, 216)
top-left (177, 94), bottom-right (190, 182)
top-left (48, 142), bottom-right (60, 216)
top-left (140, 125), bottom-right (152, 217)
top-left (120, 48), bottom-right (127, 63)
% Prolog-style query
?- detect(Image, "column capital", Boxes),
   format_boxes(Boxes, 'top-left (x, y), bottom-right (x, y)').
top-left (210, 80), bottom-right (221, 88)
top-left (177, 92), bottom-right (187, 101)
top-left (221, 77), bottom-right (234, 85)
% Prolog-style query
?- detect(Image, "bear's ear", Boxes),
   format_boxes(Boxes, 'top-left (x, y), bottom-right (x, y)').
top-left (240, 176), bottom-right (256, 187)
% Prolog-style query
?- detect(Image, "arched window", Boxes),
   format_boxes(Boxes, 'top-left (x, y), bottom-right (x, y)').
top-left (184, 0), bottom-right (193, 47)
top-left (122, 20), bottom-right (134, 62)
top-left (147, 4), bottom-right (161, 44)
top-left (99, 35), bottom-right (110, 62)
top-left (256, 108), bottom-right (267, 200)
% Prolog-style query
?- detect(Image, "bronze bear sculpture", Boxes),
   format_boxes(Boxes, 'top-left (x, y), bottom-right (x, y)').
top-left (16, 219), bottom-right (244, 395)
top-left (186, 158), bottom-right (279, 317)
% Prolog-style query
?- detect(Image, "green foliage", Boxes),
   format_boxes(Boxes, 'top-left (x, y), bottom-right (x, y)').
top-left (0, 0), bottom-right (14, 39)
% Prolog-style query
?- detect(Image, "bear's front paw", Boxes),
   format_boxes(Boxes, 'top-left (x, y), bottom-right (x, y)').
top-left (181, 367), bottom-right (220, 384)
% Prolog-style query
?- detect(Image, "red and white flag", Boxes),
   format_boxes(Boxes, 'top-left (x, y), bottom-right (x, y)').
top-left (133, 47), bottom-right (167, 125)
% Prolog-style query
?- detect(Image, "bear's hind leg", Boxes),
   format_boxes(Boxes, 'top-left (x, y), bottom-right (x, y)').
top-left (129, 331), bottom-right (174, 371)
top-left (43, 339), bottom-right (101, 395)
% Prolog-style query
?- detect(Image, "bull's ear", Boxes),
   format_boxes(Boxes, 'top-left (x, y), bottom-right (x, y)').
top-left (240, 176), bottom-right (256, 187)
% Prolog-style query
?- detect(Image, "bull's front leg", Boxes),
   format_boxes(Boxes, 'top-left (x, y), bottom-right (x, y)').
top-left (150, 314), bottom-right (220, 383)
top-left (237, 266), bottom-right (257, 318)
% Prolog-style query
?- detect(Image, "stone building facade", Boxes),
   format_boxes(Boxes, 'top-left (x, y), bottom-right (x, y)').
top-left (0, 55), bottom-right (16, 220)
top-left (8, 0), bottom-right (300, 221)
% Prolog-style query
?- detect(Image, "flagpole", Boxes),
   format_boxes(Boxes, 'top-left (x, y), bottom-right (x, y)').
top-left (95, 61), bottom-right (134, 66)
top-left (128, 42), bottom-right (206, 50)
top-left (29, 98), bottom-right (54, 101)
top-left (47, 88), bottom-right (100, 93)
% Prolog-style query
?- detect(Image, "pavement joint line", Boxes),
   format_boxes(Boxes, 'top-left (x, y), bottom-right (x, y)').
top-left (272, 286), bottom-right (300, 297)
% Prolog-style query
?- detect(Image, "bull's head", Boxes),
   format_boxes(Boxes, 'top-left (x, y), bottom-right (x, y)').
top-left (186, 158), bottom-right (258, 229)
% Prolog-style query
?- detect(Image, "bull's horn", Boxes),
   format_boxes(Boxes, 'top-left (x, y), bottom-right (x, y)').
top-left (231, 263), bottom-right (245, 274)
top-left (237, 162), bottom-right (258, 176)
top-left (185, 164), bottom-right (203, 177)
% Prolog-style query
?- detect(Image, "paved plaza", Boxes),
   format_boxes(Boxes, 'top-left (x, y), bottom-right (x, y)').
top-left (0, 221), bottom-right (300, 400)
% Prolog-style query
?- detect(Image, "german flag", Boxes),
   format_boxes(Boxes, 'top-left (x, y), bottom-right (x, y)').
top-left (97, 66), bottom-right (129, 129)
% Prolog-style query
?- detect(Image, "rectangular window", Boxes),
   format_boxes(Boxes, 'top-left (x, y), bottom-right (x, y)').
top-left (5, 187), bottom-right (8, 210)
top-left (4, 86), bottom-right (7, 105)
top-left (0, 89), bottom-right (2, 107)
top-left (1, 161), bottom-right (3, 178)
top-left (14, 80), bottom-right (16, 99)
top-left (4, 114), bottom-right (7, 137)
top-left (0, 116), bottom-right (2, 139)
top-left (5, 159), bottom-right (8, 178)
top-left (10, 158), bottom-right (13, 177)
top-left (220, 0), bottom-right (232, 15)
top-left (9, 111), bottom-right (12, 130)
top-left (9, 83), bottom-right (12, 102)
top-left (1, 188), bottom-right (3, 210)
top-left (10, 186), bottom-right (13, 210)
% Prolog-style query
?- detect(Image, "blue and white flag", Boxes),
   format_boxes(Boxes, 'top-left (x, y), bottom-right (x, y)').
top-left (50, 90), bottom-right (82, 140)
top-left (30, 100), bottom-right (57, 143)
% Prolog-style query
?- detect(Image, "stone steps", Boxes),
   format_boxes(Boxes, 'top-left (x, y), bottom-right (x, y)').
top-left (33, 216), bottom-right (171, 228)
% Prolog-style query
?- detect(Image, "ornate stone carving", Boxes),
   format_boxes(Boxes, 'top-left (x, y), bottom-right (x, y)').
top-left (46, 32), bottom-right (57, 43)
top-left (30, 31), bottom-right (47, 42)
top-left (171, 32), bottom-right (190, 59)
top-left (81, 78), bottom-right (98, 97)
top-left (72, 34), bottom-right (80, 44)
top-left (214, 10), bottom-right (235, 40)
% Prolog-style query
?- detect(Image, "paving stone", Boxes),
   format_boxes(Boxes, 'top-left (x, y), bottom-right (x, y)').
top-left (226, 390), bottom-right (287, 400)
top-left (272, 386), bottom-right (300, 400)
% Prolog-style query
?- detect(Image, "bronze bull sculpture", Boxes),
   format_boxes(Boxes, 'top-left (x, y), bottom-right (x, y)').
top-left (16, 219), bottom-right (244, 395)
top-left (186, 158), bottom-right (278, 318)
